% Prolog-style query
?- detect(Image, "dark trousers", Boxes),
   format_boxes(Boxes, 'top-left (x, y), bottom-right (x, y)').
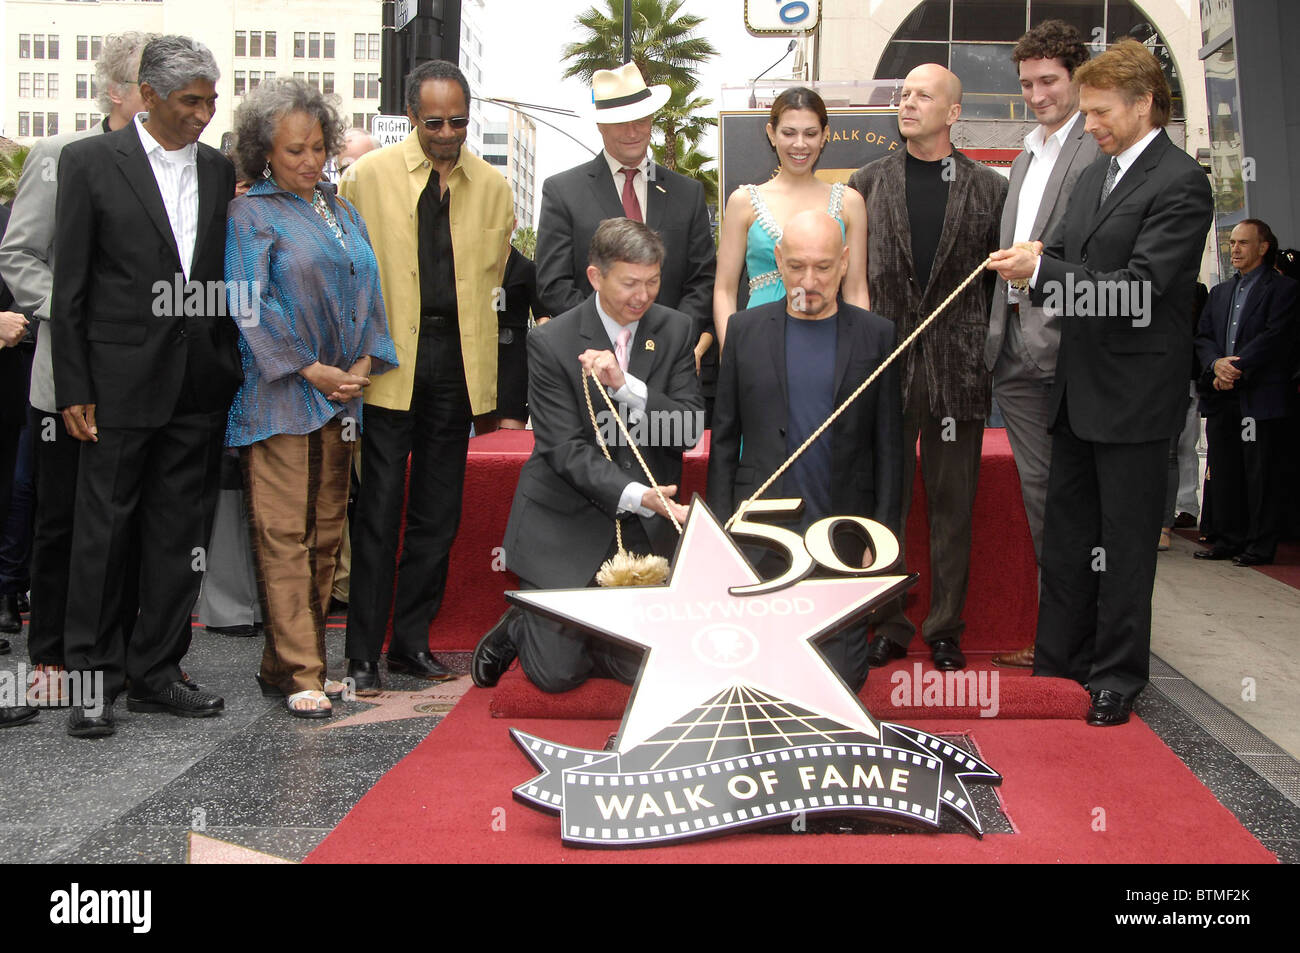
top-left (27, 405), bottom-right (140, 665)
top-left (63, 407), bottom-right (225, 700)
top-left (1033, 413), bottom-right (1168, 700)
top-left (346, 320), bottom-right (472, 661)
top-left (876, 373), bottom-right (984, 647)
top-left (508, 518), bottom-right (650, 694)
top-left (0, 408), bottom-right (35, 596)
top-left (1205, 401), bottom-right (1283, 560)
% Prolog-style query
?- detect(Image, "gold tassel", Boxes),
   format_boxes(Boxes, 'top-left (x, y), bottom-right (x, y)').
top-left (596, 551), bottom-right (670, 588)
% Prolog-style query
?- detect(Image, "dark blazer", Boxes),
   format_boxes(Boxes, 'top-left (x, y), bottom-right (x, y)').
top-left (1195, 267), bottom-right (1299, 421)
top-left (535, 153), bottom-right (716, 337)
top-left (1033, 129), bottom-right (1214, 443)
top-left (503, 297), bottom-right (704, 589)
top-left (986, 112), bottom-right (1100, 374)
top-left (849, 148), bottom-right (1007, 420)
top-left (51, 123), bottom-right (241, 428)
top-left (707, 301), bottom-right (904, 535)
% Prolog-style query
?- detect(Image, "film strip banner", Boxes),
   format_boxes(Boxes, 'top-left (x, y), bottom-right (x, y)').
top-left (511, 722), bottom-right (1000, 847)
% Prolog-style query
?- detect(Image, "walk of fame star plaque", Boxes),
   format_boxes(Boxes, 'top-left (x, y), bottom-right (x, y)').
top-left (508, 500), bottom-right (1001, 847)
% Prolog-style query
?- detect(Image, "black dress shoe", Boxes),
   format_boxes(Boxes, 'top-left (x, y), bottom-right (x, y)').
top-left (1086, 689), bottom-right (1132, 726)
top-left (472, 609), bottom-right (520, 688)
top-left (1193, 546), bottom-right (1239, 561)
top-left (866, 634), bottom-right (907, 668)
top-left (1173, 512), bottom-right (1198, 529)
top-left (346, 659), bottom-right (382, 696)
top-left (387, 650), bottom-right (457, 682)
top-left (127, 682), bottom-right (224, 717)
top-left (1, 705), bottom-right (39, 728)
top-left (206, 624), bottom-right (258, 637)
top-left (1232, 553), bottom-right (1273, 567)
top-left (68, 702), bottom-right (115, 737)
top-left (0, 594), bottom-right (20, 634)
top-left (929, 638), bottom-right (966, 671)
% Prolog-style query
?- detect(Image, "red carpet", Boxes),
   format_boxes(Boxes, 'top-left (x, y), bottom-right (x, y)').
top-left (420, 428), bottom-right (1038, 652)
top-left (488, 659), bottom-right (1089, 721)
top-left (305, 686), bottom-right (1275, 864)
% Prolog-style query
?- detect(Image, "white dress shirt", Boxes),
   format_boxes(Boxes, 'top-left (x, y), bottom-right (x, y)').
top-left (593, 292), bottom-right (654, 517)
top-left (134, 112), bottom-right (199, 278)
top-left (603, 150), bottom-right (650, 220)
top-left (1010, 114), bottom-right (1076, 308)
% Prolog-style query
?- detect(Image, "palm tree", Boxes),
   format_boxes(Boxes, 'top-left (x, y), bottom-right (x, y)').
top-left (655, 83), bottom-right (716, 171)
top-left (562, 0), bottom-right (718, 183)
top-left (562, 0), bottom-right (718, 92)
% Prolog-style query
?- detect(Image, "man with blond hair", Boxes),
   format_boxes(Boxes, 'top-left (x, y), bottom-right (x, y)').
top-left (990, 40), bottom-right (1213, 726)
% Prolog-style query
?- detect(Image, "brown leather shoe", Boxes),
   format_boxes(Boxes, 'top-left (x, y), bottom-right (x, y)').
top-left (991, 644), bottom-right (1035, 668)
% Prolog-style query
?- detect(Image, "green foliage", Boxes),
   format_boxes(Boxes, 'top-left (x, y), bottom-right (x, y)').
top-left (511, 225), bottom-right (538, 259)
top-left (0, 146), bottom-right (32, 204)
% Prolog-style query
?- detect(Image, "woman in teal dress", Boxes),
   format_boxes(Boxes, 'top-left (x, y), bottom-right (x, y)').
top-left (714, 87), bottom-right (870, 348)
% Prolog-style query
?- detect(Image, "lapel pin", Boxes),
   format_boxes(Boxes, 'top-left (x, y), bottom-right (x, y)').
top-left (654, 184), bottom-right (666, 194)
top-left (644, 339), bottom-right (655, 351)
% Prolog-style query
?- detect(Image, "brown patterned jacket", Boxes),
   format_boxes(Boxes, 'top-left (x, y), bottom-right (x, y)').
top-left (849, 149), bottom-right (1007, 420)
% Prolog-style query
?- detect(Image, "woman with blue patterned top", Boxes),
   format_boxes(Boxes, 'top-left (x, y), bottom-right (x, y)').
top-left (713, 87), bottom-right (870, 348)
top-left (225, 79), bottom-right (398, 719)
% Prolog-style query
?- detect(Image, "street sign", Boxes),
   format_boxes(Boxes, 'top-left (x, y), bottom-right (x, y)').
top-left (372, 115), bottom-right (412, 147)
top-left (745, 0), bottom-right (821, 35)
top-left (395, 0), bottom-right (417, 31)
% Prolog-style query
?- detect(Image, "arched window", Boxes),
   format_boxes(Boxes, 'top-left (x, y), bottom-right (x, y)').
top-left (875, 1), bottom-right (1184, 121)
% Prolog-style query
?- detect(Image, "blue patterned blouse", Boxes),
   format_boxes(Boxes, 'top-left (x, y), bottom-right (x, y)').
top-left (223, 178), bottom-right (398, 447)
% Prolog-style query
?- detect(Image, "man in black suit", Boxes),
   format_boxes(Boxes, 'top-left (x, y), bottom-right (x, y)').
top-left (536, 63), bottom-right (715, 380)
top-left (52, 35), bottom-right (241, 737)
top-left (708, 210), bottom-right (902, 692)
top-left (990, 39), bottom-right (1214, 726)
top-left (1193, 219), bottom-right (1298, 566)
top-left (472, 219), bottom-right (703, 692)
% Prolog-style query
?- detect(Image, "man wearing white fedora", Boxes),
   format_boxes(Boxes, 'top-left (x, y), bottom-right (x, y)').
top-left (536, 62), bottom-right (715, 368)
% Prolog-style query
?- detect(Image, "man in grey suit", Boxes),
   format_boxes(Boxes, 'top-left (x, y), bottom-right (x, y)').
top-left (985, 21), bottom-right (1099, 668)
top-left (848, 64), bottom-right (1007, 673)
top-left (535, 63), bottom-right (715, 374)
top-left (0, 32), bottom-right (154, 700)
top-left (472, 219), bottom-right (703, 693)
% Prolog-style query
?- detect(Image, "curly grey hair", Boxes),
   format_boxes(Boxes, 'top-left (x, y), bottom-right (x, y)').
top-left (95, 32), bottom-right (157, 115)
top-left (137, 35), bottom-right (219, 100)
top-left (232, 77), bottom-right (345, 182)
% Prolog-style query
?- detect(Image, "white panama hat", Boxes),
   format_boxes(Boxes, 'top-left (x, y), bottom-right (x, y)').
top-left (590, 62), bottom-right (671, 124)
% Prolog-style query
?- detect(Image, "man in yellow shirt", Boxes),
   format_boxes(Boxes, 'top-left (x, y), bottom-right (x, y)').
top-left (340, 60), bottom-right (512, 691)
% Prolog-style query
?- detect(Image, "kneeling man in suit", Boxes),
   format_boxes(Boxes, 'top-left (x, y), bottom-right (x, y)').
top-left (708, 210), bottom-right (903, 692)
top-left (473, 218), bottom-right (704, 692)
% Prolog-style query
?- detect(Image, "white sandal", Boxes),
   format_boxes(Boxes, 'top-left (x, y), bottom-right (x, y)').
top-left (286, 690), bottom-right (332, 720)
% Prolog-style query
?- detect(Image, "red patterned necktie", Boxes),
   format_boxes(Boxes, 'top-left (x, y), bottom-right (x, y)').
top-left (620, 167), bottom-right (643, 222)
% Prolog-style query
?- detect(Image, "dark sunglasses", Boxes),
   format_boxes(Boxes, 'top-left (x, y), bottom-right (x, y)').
top-left (419, 115), bottom-right (470, 131)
